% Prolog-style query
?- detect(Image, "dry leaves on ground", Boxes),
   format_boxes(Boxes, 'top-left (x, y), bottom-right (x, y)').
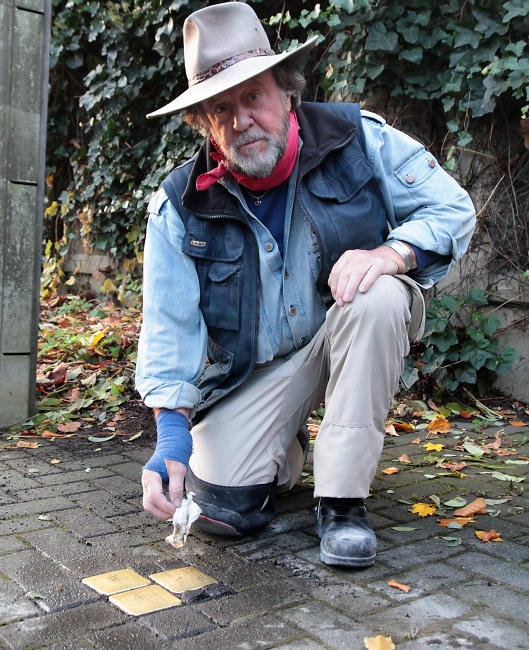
top-left (437, 517), bottom-right (473, 527)
top-left (411, 503), bottom-right (436, 517)
top-left (387, 579), bottom-right (411, 593)
top-left (428, 415), bottom-right (451, 432)
top-left (476, 529), bottom-right (502, 542)
top-left (382, 467), bottom-right (399, 475)
top-left (454, 498), bottom-right (487, 517)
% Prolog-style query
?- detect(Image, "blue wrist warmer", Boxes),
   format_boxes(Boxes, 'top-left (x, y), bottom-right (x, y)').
top-left (143, 410), bottom-right (193, 484)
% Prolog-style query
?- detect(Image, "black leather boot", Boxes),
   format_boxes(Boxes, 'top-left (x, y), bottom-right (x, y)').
top-left (315, 497), bottom-right (376, 567)
top-left (185, 469), bottom-right (276, 536)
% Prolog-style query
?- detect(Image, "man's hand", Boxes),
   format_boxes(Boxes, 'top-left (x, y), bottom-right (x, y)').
top-left (142, 460), bottom-right (187, 519)
top-left (328, 246), bottom-right (414, 306)
top-left (142, 408), bottom-right (192, 519)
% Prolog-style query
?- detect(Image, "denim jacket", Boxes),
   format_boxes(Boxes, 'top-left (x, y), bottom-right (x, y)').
top-left (136, 103), bottom-right (476, 413)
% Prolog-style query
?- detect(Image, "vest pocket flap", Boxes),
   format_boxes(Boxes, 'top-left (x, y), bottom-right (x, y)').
top-left (208, 262), bottom-right (241, 283)
top-left (183, 230), bottom-right (243, 262)
top-left (307, 154), bottom-right (374, 203)
top-left (395, 149), bottom-right (438, 187)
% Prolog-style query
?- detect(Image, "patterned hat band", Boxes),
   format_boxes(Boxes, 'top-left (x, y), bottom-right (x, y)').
top-left (189, 48), bottom-right (275, 87)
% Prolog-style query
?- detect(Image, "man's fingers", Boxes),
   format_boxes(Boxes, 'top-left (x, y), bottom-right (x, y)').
top-left (142, 469), bottom-right (176, 519)
top-left (165, 460), bottom-right (187, 509)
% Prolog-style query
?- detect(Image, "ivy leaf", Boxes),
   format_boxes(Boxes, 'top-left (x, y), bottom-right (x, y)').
top-left (503, 0), bottom-right (529, 23)
top-left (366, 23), bottom-right (398, 52)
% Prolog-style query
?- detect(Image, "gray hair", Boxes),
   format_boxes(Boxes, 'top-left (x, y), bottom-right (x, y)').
top-left (184, 61), bottom-right (306, 134)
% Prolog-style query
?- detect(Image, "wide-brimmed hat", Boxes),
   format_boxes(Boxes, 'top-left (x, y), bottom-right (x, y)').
top-left (147, 2), bottom-right (317, 118)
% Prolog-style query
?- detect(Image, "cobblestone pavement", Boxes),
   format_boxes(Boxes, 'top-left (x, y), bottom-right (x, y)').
top-left (0, 419), bottom-right (528, 649)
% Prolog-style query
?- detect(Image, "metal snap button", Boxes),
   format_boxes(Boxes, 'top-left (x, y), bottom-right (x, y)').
top-left (289, 306), bottom-right (296, 316)
top-left (299, 337), bottom-right (306, 345)
top-left (284, 270), bottom-right (289, 279)
top-left (406, 174), bottom-right (415, 184)
top-left (265, 243), bottom-right (273, 252)
top-left (429, 159), bottom-right (436, 168)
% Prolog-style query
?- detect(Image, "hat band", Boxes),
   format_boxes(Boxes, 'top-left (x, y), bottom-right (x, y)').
top-left (189, 48), bottom-right (275, 87)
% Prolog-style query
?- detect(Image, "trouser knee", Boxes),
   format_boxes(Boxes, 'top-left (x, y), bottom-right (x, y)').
top-left (185, 469), bottom-right (276, 536)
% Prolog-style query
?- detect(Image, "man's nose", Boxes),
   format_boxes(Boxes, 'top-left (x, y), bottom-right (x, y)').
top-left (233, 106), bottom-right (254, 131)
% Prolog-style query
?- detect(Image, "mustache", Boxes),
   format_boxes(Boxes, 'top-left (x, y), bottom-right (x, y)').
top-left (232, 129), bottom-right (273, 149)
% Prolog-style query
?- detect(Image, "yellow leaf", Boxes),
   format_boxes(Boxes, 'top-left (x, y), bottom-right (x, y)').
top-left (364, 635), bottom-right (395, 650)
top-left (411, 503), bottom-right (436, 517)
top-left (89, 327), bottom-right (108, 348)
top-left (475, 529), bottom-right (502, 543)
top-left (423, 443), bottom-right (444, 451)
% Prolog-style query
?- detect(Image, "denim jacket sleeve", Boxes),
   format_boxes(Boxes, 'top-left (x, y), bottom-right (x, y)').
top-left (135, 188), bottom-right (207, 410)
top-left (361, 110), bottom-right (476, 286)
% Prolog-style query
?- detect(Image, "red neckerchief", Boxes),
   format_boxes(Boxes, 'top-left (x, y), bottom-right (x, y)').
top-left (196, 111), bottom-right (299, 191)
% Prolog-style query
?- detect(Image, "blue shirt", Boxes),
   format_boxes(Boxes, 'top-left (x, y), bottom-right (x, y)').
top-left (135, 110), bottom-right (476, 410)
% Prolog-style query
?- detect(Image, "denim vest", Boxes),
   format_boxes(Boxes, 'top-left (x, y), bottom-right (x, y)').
top-left (162, 102), bottom-right (388, 417)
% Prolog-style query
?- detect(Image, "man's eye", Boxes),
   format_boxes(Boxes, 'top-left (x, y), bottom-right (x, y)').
top-left (249, 93), bottom-right (259, 101)
top-left (215, 105), bottom-right (227, 114)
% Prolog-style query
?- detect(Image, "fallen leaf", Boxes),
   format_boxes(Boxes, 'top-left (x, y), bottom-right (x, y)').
top-left (463, 441), bottom-right (485, 457)
top-left (382, 467), bottom-right (399, 475)
top-left (440, 461), bottom-right (468, 472)
top-left (509, 421), bottom-right (527, 427)
top-left (411, 503), bottom-right (436, 517)
top-left (87, 434), bottom-right (116, 443)
top-left (16, 441), bottom-right (40, 449)
top-left (57, 421), bottom-right (81, 433)
top-left (46, 362), bottom-right (68, 387)
top-left (454, 497), bottom-right (487, 517)
top-left (387, 579), bottom-right (411, 593)
top-left (391, 526), bottom-right (417, 531)
top-left (398, 454), bottom-right (411, 464)
top-left (475, 529), bottom-right (502, 543)
top-left (364, 636), bottom-right (395, 650)
top-left (437, 517), bottom-right (473, 527)
top-left (424, 443), bottom-right (444, 451)
top-left (444, 497), bottom-right (467, 508)
top-left (41, 430), bottom-right (66, 439)
top-left (427, 399), bottom-right (439, 412)
top-left (411, 437), bottom-right (421, 444)
top-left (459, 411), bottom-right (473, 418)
top-left (307, 425), bottom-right (319, 433)
top-left (428, 415), bottom-right (451, 432)
top-left (393, 421), bottom-right (415, 431)
top-left (496, 449), bottom-right (518, 456)
top-left (50, 459), bottom-right (61, 464)
top-left (385, 424), bottom-right (399, 437)
top-left (491, 471), bottom-right (524, 482)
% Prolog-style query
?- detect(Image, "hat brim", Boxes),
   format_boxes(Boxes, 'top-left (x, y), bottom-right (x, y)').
top-left (146, 36), bottom-right (318, 118)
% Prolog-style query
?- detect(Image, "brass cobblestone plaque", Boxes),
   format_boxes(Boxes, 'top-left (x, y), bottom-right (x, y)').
top-left (150, 567), bottom-right (218, 593)
top-left (82, 569), bottom-right (151, 595)
top-left (109, 584), bottom-right (182, 616)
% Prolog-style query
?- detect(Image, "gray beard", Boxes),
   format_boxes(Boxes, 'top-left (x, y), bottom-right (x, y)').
top-left (221, 111), bottom-right (290, 178)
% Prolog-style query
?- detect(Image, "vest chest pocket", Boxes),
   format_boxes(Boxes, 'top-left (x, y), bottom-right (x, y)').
top-left (201, 261), bottom-right (241, 331)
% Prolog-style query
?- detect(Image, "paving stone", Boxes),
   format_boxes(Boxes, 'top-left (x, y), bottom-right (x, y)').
top-left (139, 604), bottom-right (215, 640)
top-left (175, 614), bottom-right (299, 650)
top-left (0, 496), bottom-right (76, 519)
top-left (234, 531), bottom-right (316, 560)
top-left (38, 637), bottom-right (96, 650)
top-left (454, 615), bottom-right (529, 649)
top-left (36, 466), bottom-right (114, 487)
top-left (275, 486), bottom-right (317, 514)
top-left (0, 469), bottom-right (42, 491)
top-left (0, 579), bottom-right (40, 624)
top-left (465, 537), bottom-right (529, 563)
top-left (112, 461), bottom-right (143, 481)
top-left (368, 561), bottom-right (466, 601)
top-left (0, 548), bottom-right (99, 613)
top-left (0, 490), bottom-right (17, 506)
top-left (88, 526), bottom-right (169, 549)
top-left (51, 506), bottom-right (121, 538)
top-left (295, 545), bottom-right (395, 582)
top-left (0, 536), bottom-right (29, 554)
top-left (452, 581), bottom-right (529, 623)
top-left (3, 457), bottom-right (64, 476)
top-left (0, 601), bottom-right (126, 650)
top-left (361, 593), bottom-right (471, 638)
top-left (72, 489), bottom-right (139, 517)
top-left (377, 537), bottom-right (464, 569)
top-left (448, 552), bottom-right (529, 592)
top-left (256, 510), bottom-right (316, 537)
top-left (58, 454), bottom-right (130, 472)
top-left (397, 631), bottom-right (498, 649)
top-left (89, 621), bottom-right (163, 650)
top-left (107, 510), bottom-right (165, 529)
top-left (280, 601), bottom-right (374, 650)
top-left (0, 515), bottom-right (55, 536)
top-left (16, 483), bottom-right (99, 501)
top-left (311, 581), bottom-right (390, 616)
top-left (377, 515), bottom-right (446, 545)
top-left (195, 579), bottom-right (309, 626)
top-left (121, 447), bottom-right (153, 464)
top-left (275, 640), bottom-right (327, 650)
top-left (93, 475), bottom-right (142, 499)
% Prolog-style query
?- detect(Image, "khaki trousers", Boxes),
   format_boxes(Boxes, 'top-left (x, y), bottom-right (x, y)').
top-left (189, 275), bottom-right (423, 499)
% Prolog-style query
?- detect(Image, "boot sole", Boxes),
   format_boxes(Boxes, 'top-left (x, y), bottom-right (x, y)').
top-left (193, 515), bottom-right (242, 536)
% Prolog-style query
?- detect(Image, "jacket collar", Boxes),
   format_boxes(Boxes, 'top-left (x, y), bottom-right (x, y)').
top-left (182, 102), bottom-right (357, 217)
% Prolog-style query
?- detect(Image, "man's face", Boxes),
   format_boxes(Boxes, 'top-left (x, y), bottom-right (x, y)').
top-left (201, 70), bottom-right (292, 178)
